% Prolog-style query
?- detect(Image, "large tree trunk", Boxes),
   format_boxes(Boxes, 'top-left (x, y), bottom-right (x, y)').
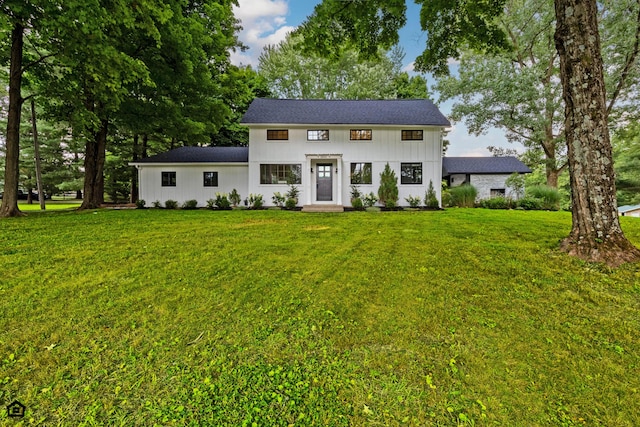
top-left (554, 0), bottom-right (640, 266)
top-left (0, 23), bottom-right (25, 218)
top-left (80, 119), bottom-right (108, 209)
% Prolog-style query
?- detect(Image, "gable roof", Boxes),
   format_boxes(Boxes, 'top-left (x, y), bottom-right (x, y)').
top-left (241, 98), bottom-right (451, 126)
top-left (134, 146), bottom-right (248, 164)
top-left (442, 156), bottom-right (531, 175)
top-left (618, 204), bottom-right (640, 213)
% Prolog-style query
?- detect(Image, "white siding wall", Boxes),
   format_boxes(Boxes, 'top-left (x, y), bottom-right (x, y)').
top-left (137, 164), bottom-right (248, 207)
top-left (247, 125), bottom-right (444, 207)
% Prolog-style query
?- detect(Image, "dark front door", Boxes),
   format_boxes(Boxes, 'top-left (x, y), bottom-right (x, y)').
top-left (316, 163), bottom-right (333, 201)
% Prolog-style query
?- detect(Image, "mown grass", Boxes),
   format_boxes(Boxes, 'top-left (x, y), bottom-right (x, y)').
top-left (17, 200), bottom-right (82, 211)
top-left (1, 209), bottom-right (639, 426)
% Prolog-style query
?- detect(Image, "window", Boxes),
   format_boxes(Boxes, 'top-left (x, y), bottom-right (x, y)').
top-left (350, 163), bottom-right (372, 184)
top-left (267, 129), bottom-right (289, 140)
top-left (491, 188), bottom-right (506, 197)
top-left (402, 130), bottom-right (423, 140)
top-left (161, 171), bottom-right (176, 187)
top-left (350, 129), bottom-right (372, 140)
top-left (401, 163), bottom-right (422, 184)
top-left (260, 164), bottom-right (302, 184)
top-left (203, 172), bottom-right (218, 187)
top-left (307, 130), bottom-right (329, 141)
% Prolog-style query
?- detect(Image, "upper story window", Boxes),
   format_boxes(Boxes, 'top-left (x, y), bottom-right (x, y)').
top-left (307, 130), bottom-right (329, 141)
top-left (350, 129), bottom-right (372, 141)
top-left (402, 130), bottom-right (423, 141)
top-left (203, 172), bottom-right (218, 187)
top-left (267, 129), bottom-right (289, 140)
top-left (161, 171), bottom-right (176, 187)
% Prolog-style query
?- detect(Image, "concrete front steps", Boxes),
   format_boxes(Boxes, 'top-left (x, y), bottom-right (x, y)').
top-left (301, 205), bottom-right (345, 213)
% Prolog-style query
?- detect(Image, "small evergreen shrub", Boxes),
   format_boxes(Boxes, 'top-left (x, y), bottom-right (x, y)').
top-left (135, 199), bottom-right (146, 209)
top-left (405, 195), bottom-right (421, 208)
top-left (214, 193), bottom-right (231, 210)
top-left (377, 163), bottom-right (398, 208)
top-left (152, 200), bottom-right (162, 208)
top-left (229, 189), bottom-right (241, 207)
top-left (286, 184), bottom-right (300, 203)
top-left (248, 193), bottom-right (264, 209)
top-left (351, 196), bottom-right (364, 211)
top-left (285, 197), bottom-right (297, 209)
top-left (425, 180), bottom-right (439, 208)
top-left (165, 199), bottom-right (178, 209)
top-left (206, 199), bottom-right (215, 209)
top-left (182, 199), bottom-right (198, 210)
top-left (449, 185), bottom-right (477, 208)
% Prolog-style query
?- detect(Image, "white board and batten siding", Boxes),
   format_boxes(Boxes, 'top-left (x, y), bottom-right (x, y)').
top-left (137, 163), bottom-right (248, 207)
top-left (247, 125), bottom-right (444, 207)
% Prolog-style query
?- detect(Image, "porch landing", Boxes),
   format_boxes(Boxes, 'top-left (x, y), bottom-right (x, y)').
top-left (301, 205), bottom-right (345, 213)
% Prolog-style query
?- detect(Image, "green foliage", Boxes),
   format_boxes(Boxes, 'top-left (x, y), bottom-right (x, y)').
top-left (517, 196), bottom-right (543, 210)
top-left (526, 185), bottom-right (561, 210)
top-left (248, 193), bottom-right (264, 209)
top-left (505, 173), bottom-right (526, 199)
top-left (377, 163), bottom-right (398, 208)
top-left (449, 185), bottom-right (478, 208)
top-left (479, 196), bottom-right (514, 210)
top-left (351, 197), bottom-right (364, 211)
top-left (405, 195), bottom-right (421, 208)
top-left (152, 200), bottom-right (162, 208)
top-left (286, 184), bottom-right (300, 203)
top-left (285, 197), bottom-right (297, 210)
top-left (135, 199), bottom-right (146, 209)
top-left (441, 180), bottom-right (452, 207)
top-left (350, 185), bottom-right (362, 201)
top-left (229, 189), bottom-right (241, 207)
top-left (164, 199), bottom-right (178, 209)
top-left (214, 193), bottom-right (231, 210)
top-left (182, 199), bottom-right (198, 210)
top-left (272, 192), bottom-right (286, 208)
top-left (425, 180), bottom-right (439, 208)
top-left (613, 124), bottom-right (640, 205)
top-left (1, 210), bottom-right (639, 425)
top-left (362, 192), bottom-right (378, 208)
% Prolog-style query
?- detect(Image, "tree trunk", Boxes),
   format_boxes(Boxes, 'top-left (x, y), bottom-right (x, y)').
top-left (554, 0), bottom-right (640, 266)
top-left (31, 100), bottom-right (46, 210)
top-left (0, 23), bottom-right (25, 218)
top-left (130, 134), bottom-right (139, 203)
top-left (80, 119), bottom-right (108, 209)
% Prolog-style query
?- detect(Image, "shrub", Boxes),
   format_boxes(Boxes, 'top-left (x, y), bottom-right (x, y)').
top-left (506, 173), bottom-right (526, 199)
top-left (405, 195), bottom-right (422, 208)
top-left (135, 199), bottom-right (146, 209)
top-left (441, 181), bottom-right (452, 207)
top-left (286, 184), bottom-right (300, 203)
top-left (164, 199), bottom-right (178, 209)
top-left (206, 199), bottom-right (215, 209)
top-left (272, 192), bottom-right (286, 208)
top-left (378, 163), bottom-right (398, 208)
top-left (480, 196), bottom-right (513, 209)
top-left (526, 185), bottom-right (561, 210)
top-left (517, 196), bottom-right (543, 210)
top-left (248, 193), bottom-right (264, 209)
top-left (229, 189), bottom-right (241, 207)
top-left (449, 185), bottom-right (477, 208)
top-left (351, 196), bottom-right (364, 211)
top-left (285, 197), bottom-right (297, 209)
top-left (350, 185), bottom-right (362, 201)
top-left (214, 193), bottom-right (231, 210)
top-left (152, 200), bottom-right (162, 208)
top-left (363, 192), bottom-right (378, 208)
top-left (425, 180), bottom-right (439, 208)
top-left (182, 199), bottom-right (198, 210)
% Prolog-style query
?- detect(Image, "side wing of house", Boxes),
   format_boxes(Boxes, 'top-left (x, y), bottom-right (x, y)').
top-left (130, 146), bottom-right (249, 207)
top-left (242, 99), bottom-right (450, 209)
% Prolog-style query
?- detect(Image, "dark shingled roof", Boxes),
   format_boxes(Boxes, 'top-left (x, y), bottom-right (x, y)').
top-left (442, 157), bottom-right (531, 175)
top-left (135, 146), bottom-right (248, 163)
top-left (241, 98), bottom-right (451, 126)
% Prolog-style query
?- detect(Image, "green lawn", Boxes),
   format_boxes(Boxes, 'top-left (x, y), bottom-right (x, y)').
top-left (17, 200), bottom-right (82, 211)
top-left (1, 209), bottom-right (639, 426)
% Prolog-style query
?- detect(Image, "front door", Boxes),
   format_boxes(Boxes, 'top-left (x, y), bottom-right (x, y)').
top-left (316, 163), bottom-right (333, 201)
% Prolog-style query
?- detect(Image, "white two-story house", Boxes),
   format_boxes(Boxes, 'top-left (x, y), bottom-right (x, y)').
top-left (131, 98), bottom-right (451, 210)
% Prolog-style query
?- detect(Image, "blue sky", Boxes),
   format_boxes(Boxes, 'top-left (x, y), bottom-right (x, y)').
top-left (232, 0), bottom-right (516, 157)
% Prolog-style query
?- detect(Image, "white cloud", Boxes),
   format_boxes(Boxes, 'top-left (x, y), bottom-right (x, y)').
top-left (233, 0), bottom-right (295, 67)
